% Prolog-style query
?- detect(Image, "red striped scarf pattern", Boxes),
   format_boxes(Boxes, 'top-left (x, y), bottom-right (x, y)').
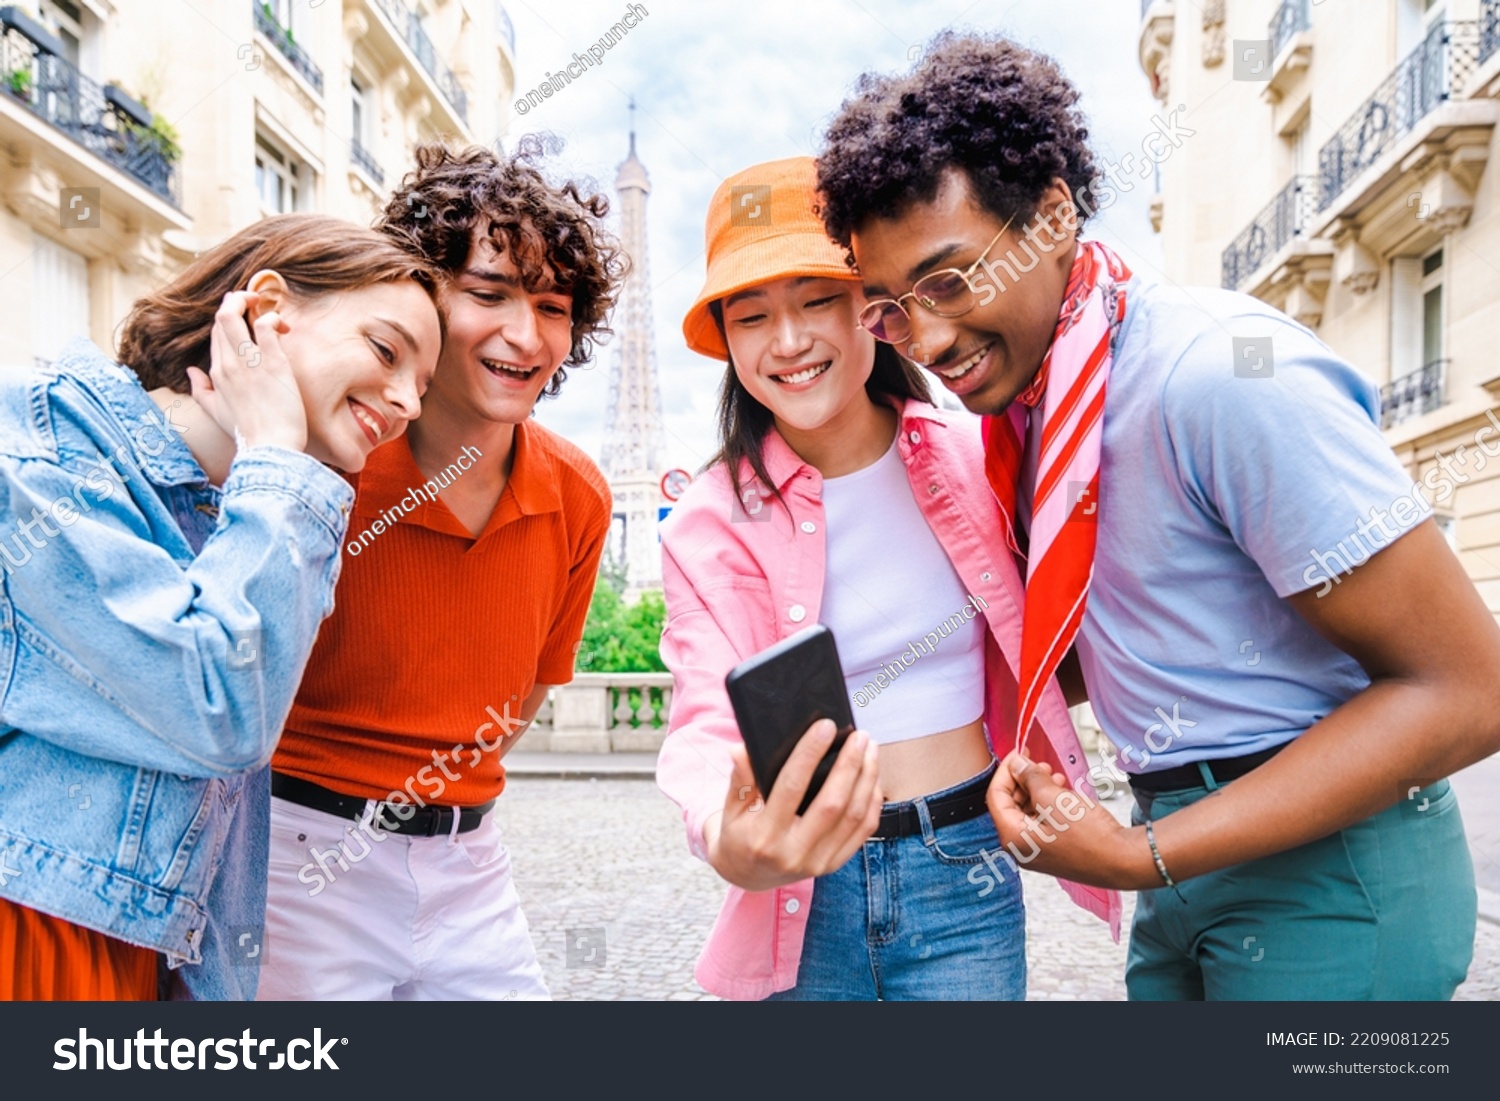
top-left (983, 240), bottom-right (1131, 753)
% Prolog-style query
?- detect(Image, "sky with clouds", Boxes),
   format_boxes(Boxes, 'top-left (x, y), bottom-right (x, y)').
top-left (503, 0), bottom-right (1168, 475)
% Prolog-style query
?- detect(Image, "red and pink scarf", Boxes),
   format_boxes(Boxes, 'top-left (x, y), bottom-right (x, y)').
top-left (983, 240), bottom-right (1131, 753)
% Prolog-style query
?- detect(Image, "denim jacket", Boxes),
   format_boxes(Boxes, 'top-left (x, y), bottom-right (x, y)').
top-left (0, 339), bottom-right (354, 999)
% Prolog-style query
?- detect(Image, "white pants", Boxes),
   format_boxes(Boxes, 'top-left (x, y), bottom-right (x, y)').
top-left (256, 795), bottom-right (550, 1000)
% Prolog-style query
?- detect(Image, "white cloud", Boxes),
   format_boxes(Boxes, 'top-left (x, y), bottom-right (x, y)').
top-left (504, 0), bottom-right (1166, 472)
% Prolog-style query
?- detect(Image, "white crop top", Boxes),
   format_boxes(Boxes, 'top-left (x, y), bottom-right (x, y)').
top-left (819, 436), bottom-right (986, 744)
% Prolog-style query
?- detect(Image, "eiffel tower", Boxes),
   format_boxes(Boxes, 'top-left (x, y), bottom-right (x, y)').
top-left (600, 100), bottom-right (668, 598)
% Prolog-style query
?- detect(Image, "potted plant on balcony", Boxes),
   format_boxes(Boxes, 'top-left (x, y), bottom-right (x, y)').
top-left (127, 112), bottom-right (181, 166)
top-left (6, 67), bottom-right (32, 103)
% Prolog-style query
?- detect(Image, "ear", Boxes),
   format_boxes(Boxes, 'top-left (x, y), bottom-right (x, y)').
top-left (244, 269), bottom-right (290, 319)
top-left (1036, 178), bottom-right (1082, 250)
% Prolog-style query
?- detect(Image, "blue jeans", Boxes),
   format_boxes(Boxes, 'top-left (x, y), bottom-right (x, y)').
top-left (767, 769), bottom-right (1027, 1001)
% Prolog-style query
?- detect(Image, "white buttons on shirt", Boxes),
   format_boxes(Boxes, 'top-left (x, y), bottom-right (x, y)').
top-left (928, 484), bottom-right (939, 495)
top-left (785, 898), bottom-right (800, 915)
top-left (908, 430), bottom-right (922, 445)
top-left (981, 572), bottom-right (992, 582)
top-left (788, 604), bottom-right (807, 623)
top-left (800, 521), bottom-right (817, 534)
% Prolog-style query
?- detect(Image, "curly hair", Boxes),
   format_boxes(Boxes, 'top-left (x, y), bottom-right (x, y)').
top-left (817, 32), bottom-right (1098, 259)
top-left (376, 136), bottom-right (626, 398)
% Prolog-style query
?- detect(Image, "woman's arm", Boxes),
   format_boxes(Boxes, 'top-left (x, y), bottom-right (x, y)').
top-left (656, 536), bottom-right (881, 890)
top-left (0, 429), bottom-right (352, 779)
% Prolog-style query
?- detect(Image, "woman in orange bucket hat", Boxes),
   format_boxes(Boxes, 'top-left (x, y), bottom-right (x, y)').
top-left (655, 157), bottom-right (1116, 999)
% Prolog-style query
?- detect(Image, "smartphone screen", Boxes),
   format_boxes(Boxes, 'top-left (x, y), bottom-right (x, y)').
top-left (724, 624), bottom-right (856, 815)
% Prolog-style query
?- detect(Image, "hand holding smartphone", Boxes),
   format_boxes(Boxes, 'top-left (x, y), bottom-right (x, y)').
top-left (725, 624), bottom-right (857, 815)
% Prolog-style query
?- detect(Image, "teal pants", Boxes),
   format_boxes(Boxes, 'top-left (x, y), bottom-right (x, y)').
top-left (1126, 774), bottom-right (1476, 1000)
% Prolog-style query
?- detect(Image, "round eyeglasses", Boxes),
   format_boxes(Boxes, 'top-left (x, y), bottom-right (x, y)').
top-left (857, 215), bottom-right (1017, 345)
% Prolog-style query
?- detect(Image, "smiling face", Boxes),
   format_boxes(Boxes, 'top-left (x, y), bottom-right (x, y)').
top-left (719, 275), bottom-right (875, 434)
top-left (851, 169), bottom-right (1076, 415)
top-left (261, 278), bottom-right (441, 472)
top-left (421, 230), bottom-right (575, 428)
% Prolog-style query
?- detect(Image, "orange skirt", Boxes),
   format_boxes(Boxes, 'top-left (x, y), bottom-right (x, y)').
top-left (0, 896), bottom-right (159, 1000)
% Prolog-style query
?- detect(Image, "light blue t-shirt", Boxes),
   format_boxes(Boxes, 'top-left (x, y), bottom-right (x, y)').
top-left (1067, 274), bottom-right (1429, 773)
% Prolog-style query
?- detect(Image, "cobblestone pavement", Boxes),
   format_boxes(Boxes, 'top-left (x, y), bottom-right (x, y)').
top-left (493, 776), bottom-right (1500, 1001)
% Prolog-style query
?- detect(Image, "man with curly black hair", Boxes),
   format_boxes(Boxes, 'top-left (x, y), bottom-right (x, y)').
top-left (257, 140), bottom-right (624, 1000)
top-left (817, 32), bottom-right (1500, 1000)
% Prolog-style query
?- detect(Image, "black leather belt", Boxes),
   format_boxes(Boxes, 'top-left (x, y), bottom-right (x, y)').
top-left (271, 772), bottom-right (496, 837)
top-left (1127, 743), bottom-right (1289, 795)
top-left (871, 762), bottom-right (995, 840)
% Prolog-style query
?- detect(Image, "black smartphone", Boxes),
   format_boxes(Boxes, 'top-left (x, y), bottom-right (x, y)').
top-left (724, 624), bottom-right (857, 815)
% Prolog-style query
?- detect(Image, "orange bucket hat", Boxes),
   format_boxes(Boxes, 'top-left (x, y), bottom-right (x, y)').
top-left (682, 156), bottom-right (858, 361)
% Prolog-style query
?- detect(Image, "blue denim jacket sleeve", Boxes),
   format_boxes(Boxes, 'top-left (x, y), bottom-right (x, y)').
top-left (0, 373), bottom-right (355, 779)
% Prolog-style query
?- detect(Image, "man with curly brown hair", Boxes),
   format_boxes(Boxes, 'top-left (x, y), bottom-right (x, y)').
top-left (257, 141), bottom-right (624, 1000)
top-left (816, 32), bottom-right (1500, 1000)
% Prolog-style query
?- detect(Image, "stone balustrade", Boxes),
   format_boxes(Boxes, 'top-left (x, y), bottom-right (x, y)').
top-left (526, 674), bottom-right (1106, 763)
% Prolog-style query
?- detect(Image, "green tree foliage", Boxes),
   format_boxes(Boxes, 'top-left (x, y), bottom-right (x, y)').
top-left (576, 584), bottom-right (666, 673)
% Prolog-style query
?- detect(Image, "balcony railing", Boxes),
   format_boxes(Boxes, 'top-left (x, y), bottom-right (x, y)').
top-left (1484, 0), bottom-right (1500, 64)
top-left (254, 2), bottom-right (323, 94)
top-left (1381, 359), bottom-right (1447, 428)
top-left (1222, 175), bottom-right (1316, 290)
top-left (1268, 0), bottom-right (1311, 63)
top-left (372, 0), bottom-right (467, 123)
top-left (0, 21), bottom-right (178, 204)
top-left (1317, 20), bottom-right (1480, 213)
top-left (350, 139), bottom-right (384, 186)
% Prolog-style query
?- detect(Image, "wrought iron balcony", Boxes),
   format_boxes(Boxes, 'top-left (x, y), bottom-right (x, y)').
top-left (0, 18), bottom-right (178, 204)
top-left (1484, 0), bottom-right (1500, 64)
top-left (1222, 175), bottom-right (1316, 290)
top-left (350, 139), bottom-right (384, 186)
top-left (372, 0), bottom-right (467, 123)
top-left (1317, 20), bottom-right (1480, 214)
top-left (254, 2), bottom-right (323, 94)
top-left (1268, 0), bottom-right (1311, 63)
top-left (1381, 359), bottom-right (1446, 429)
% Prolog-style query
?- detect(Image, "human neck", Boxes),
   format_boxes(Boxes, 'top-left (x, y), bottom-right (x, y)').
top-left (407, 397), bottom-right (517, 484)
top-left (149, 388), bottom-right (235, 486)
top-left (775, 394), bottom-right (899, 479)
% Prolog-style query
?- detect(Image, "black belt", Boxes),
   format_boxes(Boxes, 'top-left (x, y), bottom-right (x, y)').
top-left (871, 763), bottom-right (995, 840)
top-left (1128, 743), bottom-right (1289, 795)
top-left (271, 772), bottom-right (496, 837)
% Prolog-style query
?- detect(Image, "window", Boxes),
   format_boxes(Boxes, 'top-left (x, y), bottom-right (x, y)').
top-left (1385, 246), bottom-right (1446, 427)
top-left (351, 76), bottom-right (368, 148)
top-left (32, 232), bottom-right (90, 367)
top-left (1398, 0), bottom-right (1448, 57)
top-left (38, 0), bottom-right (83, 69)
top-left (1291, 113), bottom-right (1311, 178)
top-left (1421, 246), bottom-right (1444, 369)
top-left (255, 135), bottom-right (302, 214)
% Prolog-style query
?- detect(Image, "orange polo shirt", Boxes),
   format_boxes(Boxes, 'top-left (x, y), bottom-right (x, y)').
top-left (274, 419), bottom-right (610, 805)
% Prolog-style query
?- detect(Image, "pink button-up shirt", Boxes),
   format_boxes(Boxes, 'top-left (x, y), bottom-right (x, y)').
top-left (656, 398), bottom-right (1122, 1001)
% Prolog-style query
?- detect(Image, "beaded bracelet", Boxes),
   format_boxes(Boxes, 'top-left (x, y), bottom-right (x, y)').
top-left (1145, 820), bottom-right (1175, 888)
